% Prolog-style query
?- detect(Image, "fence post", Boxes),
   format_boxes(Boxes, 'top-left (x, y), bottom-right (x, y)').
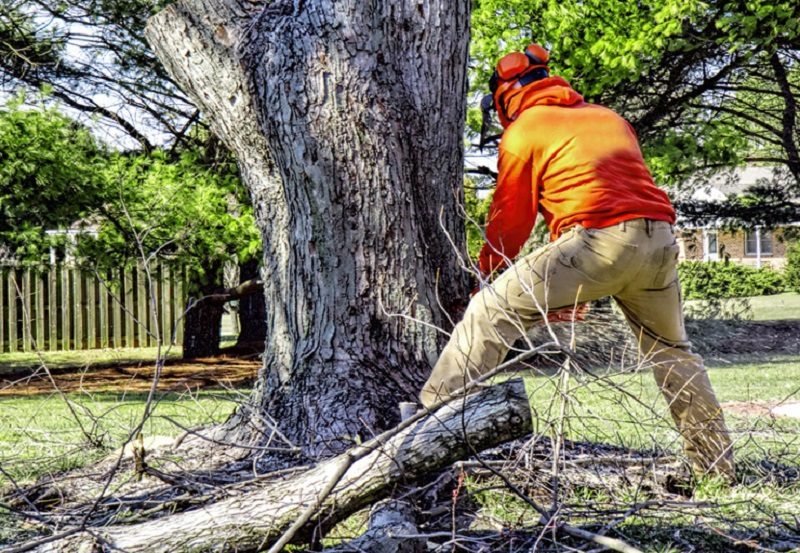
top-left (98, 270), bottom-right (110, 349)
top-left (135, 265), bottom-right (146, 348)
top-left (8, 271), bottom-right (18, 353)
top-left (0, 268), bottom-right (5, 353)
top-left (21, 268), bottom-right (32, 352)
top-left (149, 266), bottom-right (159, 348)
top-left (73, 267), bottom-right (84, 350)
top-left (36, 270), bottom-right (46, 352)
top-left (124, 268), bottom-right (135, 348)
top-left (48, 267), bottom-right (58, 351)
top-left (174, 268), bottom-right (185, 347)
top-left (86, 269), bottom-right (97, 350)
top-left (112, 268), bottom-right (123, 349)
top-left (60, 266), bottom-right (70, 350)
top-left (160, 265), bottom-right (171, 347)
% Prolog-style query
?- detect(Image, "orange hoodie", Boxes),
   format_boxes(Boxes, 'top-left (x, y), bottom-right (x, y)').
top-left (478, 76), bottom-right (676, 276)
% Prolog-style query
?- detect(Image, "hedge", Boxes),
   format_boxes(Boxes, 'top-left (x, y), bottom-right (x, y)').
top-left (677, 261), bottom-right (785, 300)
top-left (785, 242), bottom-right (800, 293)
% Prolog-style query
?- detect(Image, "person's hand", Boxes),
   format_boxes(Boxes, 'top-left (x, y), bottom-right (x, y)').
top-left (546, 302), bottom-right (589, 323)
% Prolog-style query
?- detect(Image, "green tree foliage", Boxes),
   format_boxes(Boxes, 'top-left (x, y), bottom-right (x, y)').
top-left (0, 95), bottom-right (106, 260)
top-left (0, 97), bottom-right (260, 290)
top-left (463, 179), bottom-right (493, 260)
top-left (785, 241), bottom-right (800, 293)
top-left (470, 0), bottom-right (800, 189)
top-left (81, 142), bottom-right (261, 289)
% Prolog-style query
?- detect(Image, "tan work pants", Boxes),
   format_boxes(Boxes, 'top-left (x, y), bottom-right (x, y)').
top-left (420, 219), bottom-right (734, 478)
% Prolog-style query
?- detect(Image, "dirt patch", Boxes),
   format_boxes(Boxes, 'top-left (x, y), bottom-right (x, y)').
top-left (686, 319), bottom-right (800, 358)
top-left (0, 355), bottom-right (260, 396)
top-left (2, 317), bottom-right (797, 396)
top-left (771, 402), bottom-right (800, 419)
top-left (722, 400), bottom-right (800, 419)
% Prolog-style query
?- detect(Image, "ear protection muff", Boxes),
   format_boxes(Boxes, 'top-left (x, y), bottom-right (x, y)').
top-left (524, 43), bottom-right (550, 66)
top-left (494, 44), bottom-right (551, 125)
top-left (493, 44), bottom-right (550, 84)
top-left (480, 43), bottom-right (551, 144)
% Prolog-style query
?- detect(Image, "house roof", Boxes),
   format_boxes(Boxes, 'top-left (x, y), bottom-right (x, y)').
top-left (684, 165), bottom-right (795, 202)
top-left (675, 165), bottom-right (800, 228)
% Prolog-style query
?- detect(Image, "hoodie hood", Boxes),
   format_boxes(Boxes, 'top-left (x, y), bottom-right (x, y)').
top-left (497, 76), bottom-right (584, 128)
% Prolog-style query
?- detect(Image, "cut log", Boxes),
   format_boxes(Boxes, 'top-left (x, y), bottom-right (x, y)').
top-left (34, 380), bottom-right (531, 553)
top-left (323, 500), bottom-right (426, 553)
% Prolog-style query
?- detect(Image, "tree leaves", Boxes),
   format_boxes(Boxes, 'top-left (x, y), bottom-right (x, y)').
top-left (0, 98), bottom-right (261, 289)
top-left (0, 94), bottom-right (106, 260)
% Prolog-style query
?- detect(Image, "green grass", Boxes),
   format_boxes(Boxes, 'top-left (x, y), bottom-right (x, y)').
top-left (686, 292), bottom-right (800, 321)
top-left (327, 356), bottom-right (800, 551)
top-left (745, 292), bottom-right (800, 320)
top-left (522, 355), bottom-right (800, 454)
top-left (0, 389), bottom-right (240, 485)
top-left (0, 346), bottom-right (183, 376)
top-left (462, 355), bottom-right (800, 551)
top-left (4, 351), bottom-right (800, 551)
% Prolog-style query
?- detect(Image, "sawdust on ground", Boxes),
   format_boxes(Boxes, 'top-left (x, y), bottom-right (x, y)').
top-left (722, 400), bottom-right (800, 420)
top-left (0, 355), bottom-right (261, 396)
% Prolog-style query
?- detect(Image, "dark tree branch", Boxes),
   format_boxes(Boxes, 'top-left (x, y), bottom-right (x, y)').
top-left (769, 52), bottom-right (800, 182)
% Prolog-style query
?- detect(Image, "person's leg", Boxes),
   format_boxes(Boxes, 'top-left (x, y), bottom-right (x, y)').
top-left (420, 226), bottom-right (633, 408)
top-left (614, 225), bottom-right (734, 479)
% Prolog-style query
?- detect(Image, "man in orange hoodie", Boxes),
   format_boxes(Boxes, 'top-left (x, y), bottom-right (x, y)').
top-left (420, 44), bottom-right (734, 480)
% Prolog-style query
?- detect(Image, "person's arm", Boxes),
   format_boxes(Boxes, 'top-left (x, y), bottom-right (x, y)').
top-left (478, 147), bottom-right (537, 276)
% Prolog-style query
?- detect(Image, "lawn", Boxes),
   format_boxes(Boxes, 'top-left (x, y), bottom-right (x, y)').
top-left (2, 352), bottom-right (799, 551)
top-left (0, 389), bottom-right (240, 484)
top-left (523, 355), bottom-right (800, 452)
top-left (685, 291), bottom-right (800, 321)
top-left (745, 292), bottom-right (800, 320)
top-left (327, 356), bottom-right (800, 552)
top-left (487, 355), bottom-right (800, 552)
top-left (0, 346), bottom-right (183, 376)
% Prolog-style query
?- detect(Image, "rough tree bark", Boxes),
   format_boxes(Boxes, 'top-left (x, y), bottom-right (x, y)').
top-left (36, 380), bottom-right (532, 553)
top-left (146, 0), bottom-right (471, 455)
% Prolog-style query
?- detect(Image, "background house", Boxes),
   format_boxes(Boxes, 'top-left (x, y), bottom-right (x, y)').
top-left (676, 166), bottom-right (799, 268)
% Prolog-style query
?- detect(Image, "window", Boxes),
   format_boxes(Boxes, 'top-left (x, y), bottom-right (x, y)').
top-left (744, 230), bottom-right (773, 256)
top-left (707, 232), bottom-right (718, 257)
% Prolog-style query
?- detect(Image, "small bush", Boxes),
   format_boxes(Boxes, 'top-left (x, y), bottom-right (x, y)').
top-left (678, 261), bottom-right (785, 300)
top-left (785, 242), bottom-right (800, 293)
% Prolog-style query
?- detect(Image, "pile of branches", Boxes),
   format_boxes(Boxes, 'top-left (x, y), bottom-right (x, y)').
top-left (4, 374), bottom-right (799, 553)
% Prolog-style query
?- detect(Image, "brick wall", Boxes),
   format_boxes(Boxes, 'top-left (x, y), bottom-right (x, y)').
top-left (676, 228), bottom-right (788, 268)
top-left (678, 230), bottom-right (703, 260)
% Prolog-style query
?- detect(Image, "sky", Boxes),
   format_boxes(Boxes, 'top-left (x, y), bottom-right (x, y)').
top-left (2, 4), bottom-right (188, 150)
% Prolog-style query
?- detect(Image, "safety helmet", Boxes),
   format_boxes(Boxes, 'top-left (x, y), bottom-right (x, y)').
top-left (480, 44), bottom-right (551, 146)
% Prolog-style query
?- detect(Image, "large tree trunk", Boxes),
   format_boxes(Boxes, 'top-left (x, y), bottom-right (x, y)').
top-left (146, 0), bottom-right (471, 455)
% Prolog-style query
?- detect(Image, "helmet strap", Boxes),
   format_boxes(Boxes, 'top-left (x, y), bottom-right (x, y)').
top-left (479, 93), bottom-right (497, 150)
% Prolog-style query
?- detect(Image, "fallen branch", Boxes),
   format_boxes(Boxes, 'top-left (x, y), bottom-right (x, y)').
top-left (34, 379), bottom-right (532, 552)
top-left (202, 278), bottom-right (263, 304)
top-left (322, 500), bottom-right (425, 553)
